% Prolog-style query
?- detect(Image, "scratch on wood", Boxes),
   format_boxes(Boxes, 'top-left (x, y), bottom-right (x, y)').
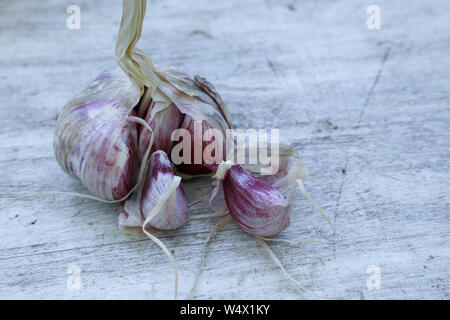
top-left (188, 30), bottom-right (213, 39)
top-left (335, 157), bottom-right (349, 221)
top-left (359, 48), bottom-right (391, 122)
top-left (267, 59), bottom-right (277, 74)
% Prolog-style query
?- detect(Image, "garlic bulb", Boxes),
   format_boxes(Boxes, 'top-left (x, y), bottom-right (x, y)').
top-left (54, 0), bottom-right (233, 201)
top-left (54, 69), bottom-right (141, 201)
top-left (118, 151), bottom-right (188, 230)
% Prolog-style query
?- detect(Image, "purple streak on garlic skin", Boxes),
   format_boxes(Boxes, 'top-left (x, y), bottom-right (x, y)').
top-left (138, 100), bottom-right (183, 160)
top-left (222, 164), bottom-right (290, 237)
top-left (54, 96), bottom-right (138, 201)
top-left (141, 151), bottom-right (188, 230)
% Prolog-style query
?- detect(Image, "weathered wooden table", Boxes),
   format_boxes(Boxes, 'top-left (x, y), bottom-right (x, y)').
top-left (1, 0), bottom-right (449, 299)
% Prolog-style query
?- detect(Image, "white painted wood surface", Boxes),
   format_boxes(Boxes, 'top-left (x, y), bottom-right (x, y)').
top-left (1, 0), bottom-right (449, 299)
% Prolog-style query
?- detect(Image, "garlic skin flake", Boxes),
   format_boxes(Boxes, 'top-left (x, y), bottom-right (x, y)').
top-left (54, 69), bottom-right (141, 201)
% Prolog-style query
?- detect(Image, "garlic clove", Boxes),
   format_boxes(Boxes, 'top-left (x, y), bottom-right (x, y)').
top-left (138, 99), bottom-right (183, 161)
top-left (141, 151), bottom-right (189, 230)
top-left (150, 69), bottom-right (232, 177)
top-left (175, 115), bottom-right (222, 175)
top-left (216, 162), bottom-right (290, 237)
top-left (54, 69), bottom-right (141, 201)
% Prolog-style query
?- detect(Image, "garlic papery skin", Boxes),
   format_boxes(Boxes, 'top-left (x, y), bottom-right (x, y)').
top-left (241, 144), bottom-right (309, 202)
top-left (141, 151), bottom-right (188, 230)
top-left (54, 69), bottom-right (141, 201)
top-left (215, 162), bottom-right (290, 237)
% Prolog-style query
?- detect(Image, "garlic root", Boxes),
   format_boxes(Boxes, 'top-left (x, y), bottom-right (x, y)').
top-left (188, 215), bottom-right (233, 299)
top-left (256, 237), bottom-right (343, 300)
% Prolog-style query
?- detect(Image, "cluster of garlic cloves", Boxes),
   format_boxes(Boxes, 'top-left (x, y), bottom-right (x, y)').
top-left (53, 0), bottom-right (314, 239)
top-left (51, 0), bottom-right (335, 300)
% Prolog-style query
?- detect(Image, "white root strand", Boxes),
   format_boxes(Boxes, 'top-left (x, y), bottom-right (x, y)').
top-left (142, 229), bottom-right (178, 299)
top-left (256, 237), bottom-right (343, 300)
top-left (258, 236), bottom-right (333, 246)
top-left (297, 179), bottom-right (336, 235)
top-left (189, 208), bottom-right (229, 220)
top-left (142, 176), bottom-right (182, 300)
top-left (187, 215), bottom-right (233, 299)
top-left (187, 194), bottom-right (209, 208)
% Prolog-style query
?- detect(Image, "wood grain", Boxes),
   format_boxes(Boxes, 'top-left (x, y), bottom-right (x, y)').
top-left (0, 0), bottom-right (449, 299)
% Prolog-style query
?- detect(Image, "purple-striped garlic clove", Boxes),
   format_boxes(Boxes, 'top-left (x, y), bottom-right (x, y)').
top-left (141, 151), bottom-right (189, 230)
top-left (155, 69), bottom-right (232, 177)
top-left (54, 69), bottom-right (141, 201)
top-left (213, 161), bottom-right (290, 237)
top-left (175, 115), bottom-right (222, 175)
top-left (138, 99), bottom-right (184, 161)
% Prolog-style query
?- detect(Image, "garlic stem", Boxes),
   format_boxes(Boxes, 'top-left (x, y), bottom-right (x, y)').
top-left (115, 0), bottom-right (160, 93)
